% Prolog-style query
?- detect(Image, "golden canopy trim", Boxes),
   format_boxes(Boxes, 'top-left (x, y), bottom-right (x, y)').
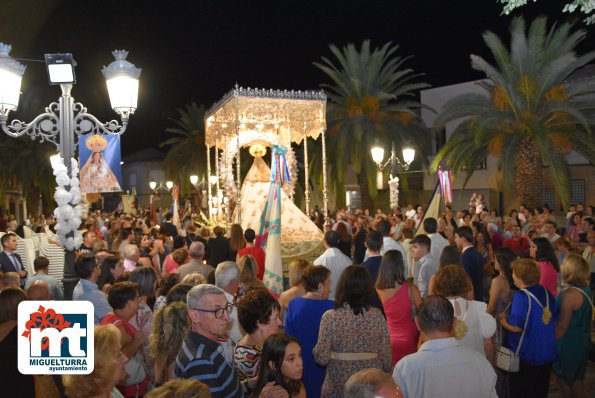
top-left (205, 85), bottom-right (327, 148)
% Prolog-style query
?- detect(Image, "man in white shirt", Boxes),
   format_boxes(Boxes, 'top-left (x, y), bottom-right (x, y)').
top-left (368, 220), bottom-right (408, 263)
top-left (393, 296), bottom-right (497, 398)
top-left (411, 234), bottom-right (438, 299)
top-left (313, 230), bottom-right (351, 300)
top-left (404, 203), bottom-right (416, 220)
top-left (423, 218), bottom-right (450, 262)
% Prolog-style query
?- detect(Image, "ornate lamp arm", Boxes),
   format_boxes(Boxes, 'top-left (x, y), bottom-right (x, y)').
top-left (0, 103), bottom-right (61, 147)
top-left (73, 102), bottom-right (128, 136)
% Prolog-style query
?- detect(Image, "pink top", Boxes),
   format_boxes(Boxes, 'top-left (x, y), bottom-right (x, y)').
top-left (164, 254), bottom-right (179, 274)
top-left (538, 260), bottom-right (558, 297)
top-left (381, 284), bottom-right (419, 366)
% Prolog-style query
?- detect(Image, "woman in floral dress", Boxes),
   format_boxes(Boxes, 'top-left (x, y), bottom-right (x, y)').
top-left (313, 266), bottom-right (391, 398)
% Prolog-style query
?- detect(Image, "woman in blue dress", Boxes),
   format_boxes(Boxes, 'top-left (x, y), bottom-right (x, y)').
top-left (285, 265), bottom-right (334, 398)
top-left (498, 258), bottom-right (558, 398)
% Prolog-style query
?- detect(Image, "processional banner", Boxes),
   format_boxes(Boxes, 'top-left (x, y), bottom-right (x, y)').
top-left (259, 145), bottom-right (289, 296)
top-left (78, 135), bottom-right (123, 193)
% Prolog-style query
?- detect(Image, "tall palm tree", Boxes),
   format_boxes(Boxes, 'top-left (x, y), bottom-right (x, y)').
top-left (160, 103), bottom-right (208, 197)
top-left (314, 40), bottom-right (431, 209)
top-left (431, 16), bottom-right (595, 209)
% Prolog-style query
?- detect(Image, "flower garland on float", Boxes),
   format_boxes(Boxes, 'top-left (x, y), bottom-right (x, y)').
top-left (50, 155), bottom-right (84, 251)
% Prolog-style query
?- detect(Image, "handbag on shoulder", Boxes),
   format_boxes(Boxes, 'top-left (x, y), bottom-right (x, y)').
top-left (495, 290), bottom-right (532, 373)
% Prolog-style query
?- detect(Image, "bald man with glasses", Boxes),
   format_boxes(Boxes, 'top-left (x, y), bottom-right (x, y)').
top-left (174, 284), bottom-right (244, 398)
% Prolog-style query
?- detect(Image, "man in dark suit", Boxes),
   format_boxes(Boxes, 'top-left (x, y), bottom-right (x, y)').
top-left (159, 212), bottom-right (178, 238)
top-left (361, 230), bottom-right (385, 316)
top-left (0, 232), bottom-right (28, 287)
top-left (454, 226), bottom-right (484, 301)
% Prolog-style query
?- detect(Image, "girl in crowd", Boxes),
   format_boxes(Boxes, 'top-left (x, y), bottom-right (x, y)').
top-left (313, 265), bottom-right (391, 398)
top-left (229, 223), bottom-right (246, 261)
top-left (285, 266), bottom-right (334, 398)
top-left (554, 254), bottom-right (592, 398)
top-left (335, 222), bottom-right (352, 258)
top-left (98, 255), bottom-right (125, 294)
top-left (253, 332), bottom-right (305, 398)
top-left (63, 324), bottom-right (127, 398)
top-left (375, 250), bottom-right (422, 366)
top-left (498, 258), bottom-right (558, 398)
top-left (433, 265), bottom-right (496, 362)
top-left (129, 266), bottom-right (159, 336)
top-left (278, 259), bottom-right (309, 312)
top-left (237, 255), bottom-right (266, 298)
top-left (565, 213), bottom-right (582, 243)
top-left (235, 288), bottom-right (283, 381)
top-left (149, 302), bottom-right (191, 387)
top-left (530, 237), bottom-right (560, 297)
top-left (163, 238), bottom-right (188, 274)
top-left (153, 273), bottom-right (180, 312)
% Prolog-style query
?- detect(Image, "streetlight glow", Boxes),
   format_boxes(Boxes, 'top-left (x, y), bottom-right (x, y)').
top-left (402, 147), bottom-right (415, 165)
top-left (371, 146), bottom-right (385, 164)
top-left (190, 175), bottom-right (199, 185)
top-left (165, 180), bottom-right (174, 190)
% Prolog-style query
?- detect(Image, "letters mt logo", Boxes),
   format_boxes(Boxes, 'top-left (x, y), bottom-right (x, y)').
top-left (18, 301), bottom-right (94, 374)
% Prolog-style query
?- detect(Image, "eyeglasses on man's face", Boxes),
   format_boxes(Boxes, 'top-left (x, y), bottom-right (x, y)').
top-left (191, 302), bottom-right (233, 319)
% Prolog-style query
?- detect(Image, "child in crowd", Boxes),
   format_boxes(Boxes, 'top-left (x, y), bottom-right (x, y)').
top-left (253, 332), bottom-right (305, 398)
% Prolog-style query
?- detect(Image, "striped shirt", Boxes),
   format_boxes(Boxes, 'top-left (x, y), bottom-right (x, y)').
top-left (174, 330), bottom-right (244, 398)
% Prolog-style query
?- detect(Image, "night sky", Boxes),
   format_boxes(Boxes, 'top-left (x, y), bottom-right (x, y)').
top-left (1, 0), bottom-right (592, 155)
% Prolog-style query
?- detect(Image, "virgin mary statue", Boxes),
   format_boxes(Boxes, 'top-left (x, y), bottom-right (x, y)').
top-left (233, 144), bottom-right (323, 261)
top-left (80, 135), bottom-right (122, 193)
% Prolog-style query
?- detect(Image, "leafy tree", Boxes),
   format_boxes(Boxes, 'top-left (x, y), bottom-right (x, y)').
top-left (498, 0), bottom-right (594, 25)
top-left (431, 16), bottom-right (595, 208)
top-left (314, 40), bottom-right (430, 209)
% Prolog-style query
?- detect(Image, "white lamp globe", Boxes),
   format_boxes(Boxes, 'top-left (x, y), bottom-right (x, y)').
top-left (0, 43), bottom-right (26, 113)
top-left (102, 50), bottom-right (141, 119)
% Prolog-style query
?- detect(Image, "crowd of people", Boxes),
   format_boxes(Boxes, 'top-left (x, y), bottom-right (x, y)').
top-left (0, 198), bottom-right (593, 398)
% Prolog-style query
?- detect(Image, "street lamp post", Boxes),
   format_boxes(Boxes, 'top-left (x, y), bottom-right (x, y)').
top-left (0, 43), bottom-right (141, 299)
top-left (371, 141), bottom-right (415, 210)
top-left (371, 141), bottom-right (415, 178)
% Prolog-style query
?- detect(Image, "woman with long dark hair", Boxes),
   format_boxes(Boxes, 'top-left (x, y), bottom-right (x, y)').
top-left (253, 332), bottom-right (305, 398)
top-left (530, 237), bottom-right (560, 297)
top-left (313, 266), bottom-right (391, 398)
top-left (375, 250), bottom-right (422, 366)
top-left (285, 266), bottom-right (334, 398)
top-left (487, 247), bottom-right (517, 398)
top-left (97, 255), bottom-right (125, 294)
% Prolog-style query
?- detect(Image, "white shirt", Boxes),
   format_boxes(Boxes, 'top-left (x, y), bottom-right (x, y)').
top-left (224, 291), bottom-right (243, 343)
top-left (415, 254), bottom-right (438, 299)
top-left (428, 233), bottom-right (450, 264)
top-left (405, 209), bottom-right (416, 220)
top-left (363, 237), bottom-right (408, 265)
top-left (313, 247), bottom-right (351, 300)
top-left (393, 337), bottom-right (497, 398)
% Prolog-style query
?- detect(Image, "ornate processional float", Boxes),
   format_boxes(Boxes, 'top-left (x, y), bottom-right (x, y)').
top-left (204, 85), bottom-right (328, 261)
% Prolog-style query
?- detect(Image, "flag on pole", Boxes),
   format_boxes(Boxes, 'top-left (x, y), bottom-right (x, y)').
top-left (438, 168), bottom-right (453, 204)
top-left (171, 185), bottom-right (182, 233)
top-left (150, 195), bottom-right (158, 226)
top-left (259, 145), bottom-right (289, 297)
top-left (415, 180), bottom-right (442, 236)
